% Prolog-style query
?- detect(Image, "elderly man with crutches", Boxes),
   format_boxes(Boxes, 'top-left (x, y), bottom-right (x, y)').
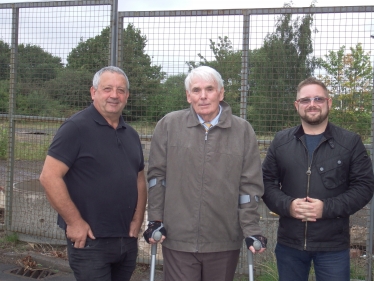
top-left (143, 66), bottom-right (267, 281)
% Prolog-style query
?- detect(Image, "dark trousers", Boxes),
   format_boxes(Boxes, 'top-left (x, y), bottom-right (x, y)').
top-left (66, 237), bottom-right (138, 281)
top-left (162, 246), bottom-right (240, 281)
top-left (275, 243), bottom-right (350, 281)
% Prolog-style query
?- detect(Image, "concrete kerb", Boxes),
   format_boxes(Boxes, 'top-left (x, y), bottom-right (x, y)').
top-left (3, 251), bottom-right (72, 273)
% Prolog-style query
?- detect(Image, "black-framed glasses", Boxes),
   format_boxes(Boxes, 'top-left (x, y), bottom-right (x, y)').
top-left (296, 96), bottom-right (329, 105)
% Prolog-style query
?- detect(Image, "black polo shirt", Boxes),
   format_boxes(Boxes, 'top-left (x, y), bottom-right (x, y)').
top-left (48, 104), bottom-right (144, 237)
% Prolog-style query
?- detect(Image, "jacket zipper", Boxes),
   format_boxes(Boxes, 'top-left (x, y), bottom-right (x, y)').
top-left (301, 137), bottom-right (325, 250)
top-left (300, 139), bottom-right (322, 250)
top-left (304, 166), bottom-right (311, 250)
top-left (196, 125), bottom-right (211, 252)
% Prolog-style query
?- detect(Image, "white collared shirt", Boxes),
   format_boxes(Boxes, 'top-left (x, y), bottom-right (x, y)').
top-left (197, 105), bottom-right (222, 131)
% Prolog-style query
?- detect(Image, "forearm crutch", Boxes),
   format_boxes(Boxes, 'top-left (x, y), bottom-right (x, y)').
top-left (150, 231), bottom-right (162, 281)
top-left (248, 240), bottom-right (262, 281)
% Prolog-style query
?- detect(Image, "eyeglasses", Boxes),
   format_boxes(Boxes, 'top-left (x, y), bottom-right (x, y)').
top-left (296, 97), bottom-right (329, 105)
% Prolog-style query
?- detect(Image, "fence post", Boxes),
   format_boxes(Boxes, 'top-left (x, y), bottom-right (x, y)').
top-left (110, 0), bottom-right (118, 66)
top-left (5, 7), bottom-right (19, 232)
top-left (367, 33), bottom-right (374, 281)
top-left (240, 11), bottom-right (250, 120)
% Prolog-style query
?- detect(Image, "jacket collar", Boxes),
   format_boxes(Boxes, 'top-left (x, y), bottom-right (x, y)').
top-left (295, 122), bottom-right (334, 147)
top-left (186, 101), bottom-right (232, 128)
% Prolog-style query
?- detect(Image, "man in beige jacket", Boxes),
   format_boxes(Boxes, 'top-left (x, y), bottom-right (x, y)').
top-left (143, 66), bottom-right (266, 281)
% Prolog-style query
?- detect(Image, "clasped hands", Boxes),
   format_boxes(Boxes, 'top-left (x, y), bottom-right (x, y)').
top-left (290, 196), bottom-right (323, 222)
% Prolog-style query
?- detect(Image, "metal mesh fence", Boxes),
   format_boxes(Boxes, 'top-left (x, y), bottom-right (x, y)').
top-left (0, 2), bottom-right (374, 279)
top-left (0, 0), bottom-right (112, 241)
top-left (119, 7), bottom-right (374, 278)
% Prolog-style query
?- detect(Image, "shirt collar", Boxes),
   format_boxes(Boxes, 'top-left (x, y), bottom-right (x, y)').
top-left (197, 104), bottom-right (222, 127)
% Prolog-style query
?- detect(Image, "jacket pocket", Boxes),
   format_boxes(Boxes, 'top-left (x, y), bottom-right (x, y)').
top-left (316, 156), bottom-right (347, 189)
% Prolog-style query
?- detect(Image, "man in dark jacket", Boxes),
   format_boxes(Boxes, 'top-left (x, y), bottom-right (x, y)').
top-left (262, 77), bottom-right (374, 281)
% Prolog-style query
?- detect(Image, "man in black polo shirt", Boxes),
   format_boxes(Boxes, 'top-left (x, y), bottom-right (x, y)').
top-left (40, 66), bottom-right (147, 281)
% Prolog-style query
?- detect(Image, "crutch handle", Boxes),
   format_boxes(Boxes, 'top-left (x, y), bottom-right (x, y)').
top-left (247, 240), bottom-right (261, 281)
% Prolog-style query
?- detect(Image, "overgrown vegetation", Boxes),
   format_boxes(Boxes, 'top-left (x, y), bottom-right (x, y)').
top-left (0, 128), bottom-right (7, 159)
top-left (0, 232), bottom-right (19, 249)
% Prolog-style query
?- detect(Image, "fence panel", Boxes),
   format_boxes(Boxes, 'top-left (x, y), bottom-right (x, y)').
top-left (0, 0), bottom-right (113, 243)
top-left (119, 6), bottom-right (374, 279)
top-left (0, 2), bottom-right (374, 280)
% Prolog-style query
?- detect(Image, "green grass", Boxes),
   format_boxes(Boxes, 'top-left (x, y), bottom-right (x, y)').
top-left (0, 232), bottom-right (19, 249)
top-left (0, 120), bottom-right (59, 160)
top-left (14, 137), bottom-right (52, 160)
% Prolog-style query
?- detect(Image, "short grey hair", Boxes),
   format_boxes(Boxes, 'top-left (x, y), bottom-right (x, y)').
top-left (92, 66), bottom-right (130, 90)
top-left (185, 66), bottom-right (224, 92)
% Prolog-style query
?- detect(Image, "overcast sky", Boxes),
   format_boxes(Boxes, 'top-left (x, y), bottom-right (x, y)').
top-left (0, 0), bottom-right (372, 71)
top-left (0, 0), bottom-right (373, 10)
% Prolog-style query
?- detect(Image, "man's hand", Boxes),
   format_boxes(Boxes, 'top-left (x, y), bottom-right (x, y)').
top-left (245, 235), bottom-right (267, 254)
top-left (290, 197), bottom-right (323, 222)
top-left (143, 221), bottom-right (167, 244)
top-left (66, 218), bottom-right (95, 248)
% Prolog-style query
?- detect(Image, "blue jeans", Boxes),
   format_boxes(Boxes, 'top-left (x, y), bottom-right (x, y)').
top-left (275, 243), bottom-right (350, 281)
top-left (66, 237), bottom-right (138, 281)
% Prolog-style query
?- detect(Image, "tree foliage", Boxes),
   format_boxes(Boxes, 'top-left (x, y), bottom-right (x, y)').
top-left (17, 44), bottom-right (63, 90)
top-left (146, 73), bottom-right (188, 121)
top-left (0, 41), bottom-right (63, 92)
top-left (121, 24), bottom-right (166, 121)
top-left (248, 3), bottom-right (317, 133)
top-left (42, 68), bottom-right (93, 113)
top-left (186, 3), bottom-right (317, 134)
top-left (186, 36), bottom-right (242, 115)
top-left (0, 40), bottom-right (10, 81)
top-left (67, 24), bottom-right (166, 121)
top-left (317, 43), bottom-right (373, 138)
top-left (67, 27), bottom-right (110, 73)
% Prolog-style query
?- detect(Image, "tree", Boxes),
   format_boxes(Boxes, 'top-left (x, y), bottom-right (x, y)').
top-left (248, 3), bottom-right (317, 133)
top-left (67, 24), bottom-right (166, 121)
top-left (42, 68), bottom-right (93, 115)
top-left (67, 27), bottom-right (110, 73)
top-left (317, 43), bottom-right (373, 138)
top-left (0, 41), bottom-right (63, 92)
top-left (17, 44), bottom-right (63, 90)
top-left (121, 24), bottom-right (166, 121)
top-left (185, 3), bottom-right (317, 133)
top-left (0, 80), bottom-right (9, 113)
top-left (186, 36), bottom-right (242, 116)
top-left (146, 74), bottom-right (188, 121)
top-left (0, 40), bottom-right (10, 81)
top-left (0, 40), bottom-right (64, 116)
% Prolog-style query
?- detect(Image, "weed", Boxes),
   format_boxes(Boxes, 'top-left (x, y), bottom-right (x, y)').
top-left (0, 232), bottom-right (18, 248)
top-left (0, 128), bottom-right (7, 159)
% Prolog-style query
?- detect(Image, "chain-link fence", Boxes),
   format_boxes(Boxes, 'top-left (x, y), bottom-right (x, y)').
top-left (0, 0), bottom-right (114, 246)
top-left (1, 1), bottom-right (374, 280)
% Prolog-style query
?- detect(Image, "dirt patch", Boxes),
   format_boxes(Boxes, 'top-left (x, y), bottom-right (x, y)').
top-left (0, 229), bottom-right (162, 281)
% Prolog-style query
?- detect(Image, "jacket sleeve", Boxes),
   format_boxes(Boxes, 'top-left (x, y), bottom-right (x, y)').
top-left (262, 135), bottom-right (295, 217)
top-left (238, 124), bottom-right (265, 237)
top-left (322, 136), bottom-right (374, 218)
top-left (147, 117), bottom-right (168, 222)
